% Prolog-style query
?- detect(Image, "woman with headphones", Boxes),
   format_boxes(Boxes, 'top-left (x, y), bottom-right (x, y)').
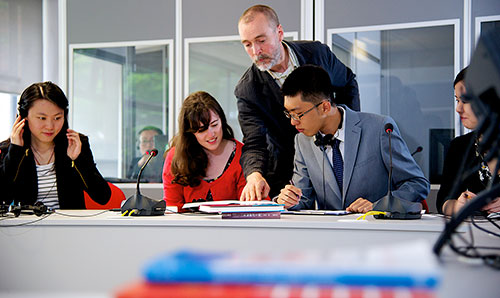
top-left (0, 82), bottom-right (111, 210)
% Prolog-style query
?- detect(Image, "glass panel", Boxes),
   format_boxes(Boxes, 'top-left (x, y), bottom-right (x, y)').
top-left (188, 36), bottom-right (295, 141)
top-left (0, 0), bottom-right (42, 94)
top-left (331, 25), bottom-right (455, 183)
top-left (480, 20), bottom-right (500, 33)
top-left (188, 39), bottom-right (249, 141)
top-left (0, 92), bottom-right (18, 141)
top-left (72, 44), bottom-right (170, 182)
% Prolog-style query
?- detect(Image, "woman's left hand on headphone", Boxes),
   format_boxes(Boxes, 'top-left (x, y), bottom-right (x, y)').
top-left (10, 115), bottom-right (26, 147)
top-left (66, 129), bottom-right (82, 160)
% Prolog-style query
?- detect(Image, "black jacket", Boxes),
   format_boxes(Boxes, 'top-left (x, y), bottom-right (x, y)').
top-left (0, 135), bottom-right (110, 208)
top-left (234, 40), bottom-right (360, 196)
top-left (436, 132), bottom-right (485, 213)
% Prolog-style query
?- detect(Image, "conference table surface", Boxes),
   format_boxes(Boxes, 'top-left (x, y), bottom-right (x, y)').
top-left (1, 210), bottom-right (499, 297)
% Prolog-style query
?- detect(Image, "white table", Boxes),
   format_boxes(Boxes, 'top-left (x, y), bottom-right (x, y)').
top-left (0, 211), bottom-right (498, 297)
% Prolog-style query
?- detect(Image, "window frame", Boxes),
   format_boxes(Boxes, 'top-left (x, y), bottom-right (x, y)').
top-left (475, 15), bottom-right (500, 44)
top-left (326, 19), bottom-right (461, 137)
top-left (68, 39), bottom-right (174, 179)
top-left (183, 32), bottom-right (299, 141)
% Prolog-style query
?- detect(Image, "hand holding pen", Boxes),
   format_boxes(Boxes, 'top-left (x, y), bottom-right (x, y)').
top-left (454, 190), bottom-right (476, 214)
top-left (276, 180), bottom-right (302, 209)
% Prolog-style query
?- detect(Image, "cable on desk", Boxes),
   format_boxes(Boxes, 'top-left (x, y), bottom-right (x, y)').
top-left (471, 216), bottom-right (500, 238)
top-left (487, 216), bottom-right (500, 228)
top-left (356, 211), bottom-right (386, 220)
top-left (0, 214), bottom-right (16, 221)
top-left (0, 213), bottom-right (52, 227)
top-left (53, 210), bottom-right (109, 218)
top-left (446, 217), bottom-right (500, 270)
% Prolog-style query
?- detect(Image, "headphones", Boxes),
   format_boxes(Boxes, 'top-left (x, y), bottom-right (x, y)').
top-left (10, 202), bottom-right (50, 217)
top-left (314, 133), bottom-right (334, 151)
top-left (18, 98), bottom-right (30, 119)
top-left (313, 107), bottom-right (344, 151)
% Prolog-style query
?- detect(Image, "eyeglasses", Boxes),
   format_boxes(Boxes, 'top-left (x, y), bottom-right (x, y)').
top-left (140, 139), bottom-right (155, 145)
top-left (283, 101), bottom-right (323, 121)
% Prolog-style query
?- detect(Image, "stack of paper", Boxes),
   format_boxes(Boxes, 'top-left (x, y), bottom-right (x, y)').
top-left (183, 200), bottom-right (284, 219)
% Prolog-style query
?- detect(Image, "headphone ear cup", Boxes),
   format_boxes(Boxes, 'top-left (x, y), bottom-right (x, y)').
top-left (314, 133), bottom-right (334, 151)
top-left (12, 205), bottom-right (21, 217)
top-left (33, 202), bottom-right (47, 216)
top-left (314, 133), bottom-right (323, 147)
top-left (19, 108), bottom-right (27, 119)
top-left (323, 134), bottom-right (334, 145)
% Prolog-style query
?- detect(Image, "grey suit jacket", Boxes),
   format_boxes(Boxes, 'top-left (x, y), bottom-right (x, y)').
top-left (291, 106), bottom-right (429, 210)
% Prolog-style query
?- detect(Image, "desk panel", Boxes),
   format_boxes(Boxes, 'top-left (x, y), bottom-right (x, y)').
top-left (1, 211), bottom-right (498, 297)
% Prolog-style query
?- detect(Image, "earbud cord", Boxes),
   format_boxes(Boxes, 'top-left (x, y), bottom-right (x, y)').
top-left (322, 145), bottom-right (326, 210)
top-left (31, 147), bottom-right (57, 207)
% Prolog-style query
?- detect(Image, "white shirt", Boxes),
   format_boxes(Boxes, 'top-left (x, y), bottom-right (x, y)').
top-left (36, 162), bottom-right (60, 210)
top-left (267, 42), bottom-right (300, 87)
top-left (322, 106), bottom-right (346, 167)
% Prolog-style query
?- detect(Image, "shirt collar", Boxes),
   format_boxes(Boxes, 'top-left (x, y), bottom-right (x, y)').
top-left (267, 42), bottom-right (300, 86)
top-left (319, 106), bottom-right (345, 144)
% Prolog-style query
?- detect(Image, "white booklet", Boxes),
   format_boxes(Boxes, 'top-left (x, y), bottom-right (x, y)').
top-left (182, 200), bottom-right (280, 209)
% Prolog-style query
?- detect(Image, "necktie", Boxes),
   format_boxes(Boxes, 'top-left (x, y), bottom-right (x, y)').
top-left (331, 138), bottom-right (343, 194)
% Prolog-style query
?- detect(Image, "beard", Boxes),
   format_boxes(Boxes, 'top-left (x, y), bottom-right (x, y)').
top-left (253, 45), bottom-right (282, 71)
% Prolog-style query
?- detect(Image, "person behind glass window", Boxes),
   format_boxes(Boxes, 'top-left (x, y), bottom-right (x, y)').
top-left (437, 68), bottom-right (500, 215)
top-left (0, 82), bottom-right (110, 209)
top-left (127, 126), bottom-right (164, 182)
top-left (162, 91), bottom-right (250, 211)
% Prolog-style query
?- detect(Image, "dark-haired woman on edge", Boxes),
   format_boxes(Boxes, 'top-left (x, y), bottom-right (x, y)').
top-left (162, 91), bottom-right (249, 211)
top-left (0, 82), bottom-right (110, 210)
top-left (437, 68), bottom-right (500, 215)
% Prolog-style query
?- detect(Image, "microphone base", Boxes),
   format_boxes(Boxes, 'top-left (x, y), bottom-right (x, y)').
top-left (372, 194), bottom-right (422, 220)
top-left (121, 193), bottom-right (166, 216)
top-left (373, 212), bottom-right (421, 220)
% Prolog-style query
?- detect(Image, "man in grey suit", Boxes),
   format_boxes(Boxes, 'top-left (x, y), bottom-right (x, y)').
top-left (277, 65), bottom-right (429, 213)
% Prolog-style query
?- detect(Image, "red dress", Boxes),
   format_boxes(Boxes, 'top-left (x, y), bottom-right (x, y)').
top-left (162, 140), bottom-right (246, 211)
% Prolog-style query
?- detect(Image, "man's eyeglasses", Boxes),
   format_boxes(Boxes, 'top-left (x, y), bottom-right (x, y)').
top-left (284, 101), bottom-right (323, 121)
top-left (140, 139), bottom-right (155, 145)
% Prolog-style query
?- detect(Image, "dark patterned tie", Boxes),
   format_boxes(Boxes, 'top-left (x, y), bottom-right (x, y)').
top-left (331, 138), bottom-right (343, 194)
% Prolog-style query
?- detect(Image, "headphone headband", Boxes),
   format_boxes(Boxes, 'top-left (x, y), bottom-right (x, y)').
top-left (314, 133), bottom-right (335, 150)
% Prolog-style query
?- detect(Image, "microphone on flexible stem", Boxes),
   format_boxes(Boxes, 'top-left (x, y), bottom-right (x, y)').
top-left (137, 149), bottom-right (158, 193)
top-left (121, 149), bottom-right (166, 216)
top-left (411, 146), bottom-right (423, 156)
top-left (372, 123), bottom-right (422, 219)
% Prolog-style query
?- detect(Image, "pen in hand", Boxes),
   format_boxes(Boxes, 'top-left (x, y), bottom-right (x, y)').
top-left (288, 180), bottom-right (301, 199)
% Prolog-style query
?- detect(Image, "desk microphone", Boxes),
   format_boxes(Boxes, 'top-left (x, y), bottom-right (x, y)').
top-left (411, 146), bottom-right (423, 156)
top-left (121, 149), bottom-right (166, 216)
top-left (372, 123), bottom-right (422, 219)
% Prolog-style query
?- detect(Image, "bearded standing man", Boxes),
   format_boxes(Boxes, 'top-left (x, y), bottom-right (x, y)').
top-left (235, 4), bottom-right (360, 200)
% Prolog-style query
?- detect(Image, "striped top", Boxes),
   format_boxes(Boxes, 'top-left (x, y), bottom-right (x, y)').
top-left (36, 162), bottom-right (60, 210)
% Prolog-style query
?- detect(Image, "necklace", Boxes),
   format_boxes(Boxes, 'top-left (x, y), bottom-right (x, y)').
top-left (474, 138), bottom-right (500, 183)
top-left (36, 162), bottom-right (56, 177)
top-left (31, 145), bottom-right (55, 165)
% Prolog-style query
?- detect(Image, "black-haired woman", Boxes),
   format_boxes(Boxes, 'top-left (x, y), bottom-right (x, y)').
top-left (437, 68), bottom-right (500, 215)
top-left (0, 82), bottom-right (110, 210)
